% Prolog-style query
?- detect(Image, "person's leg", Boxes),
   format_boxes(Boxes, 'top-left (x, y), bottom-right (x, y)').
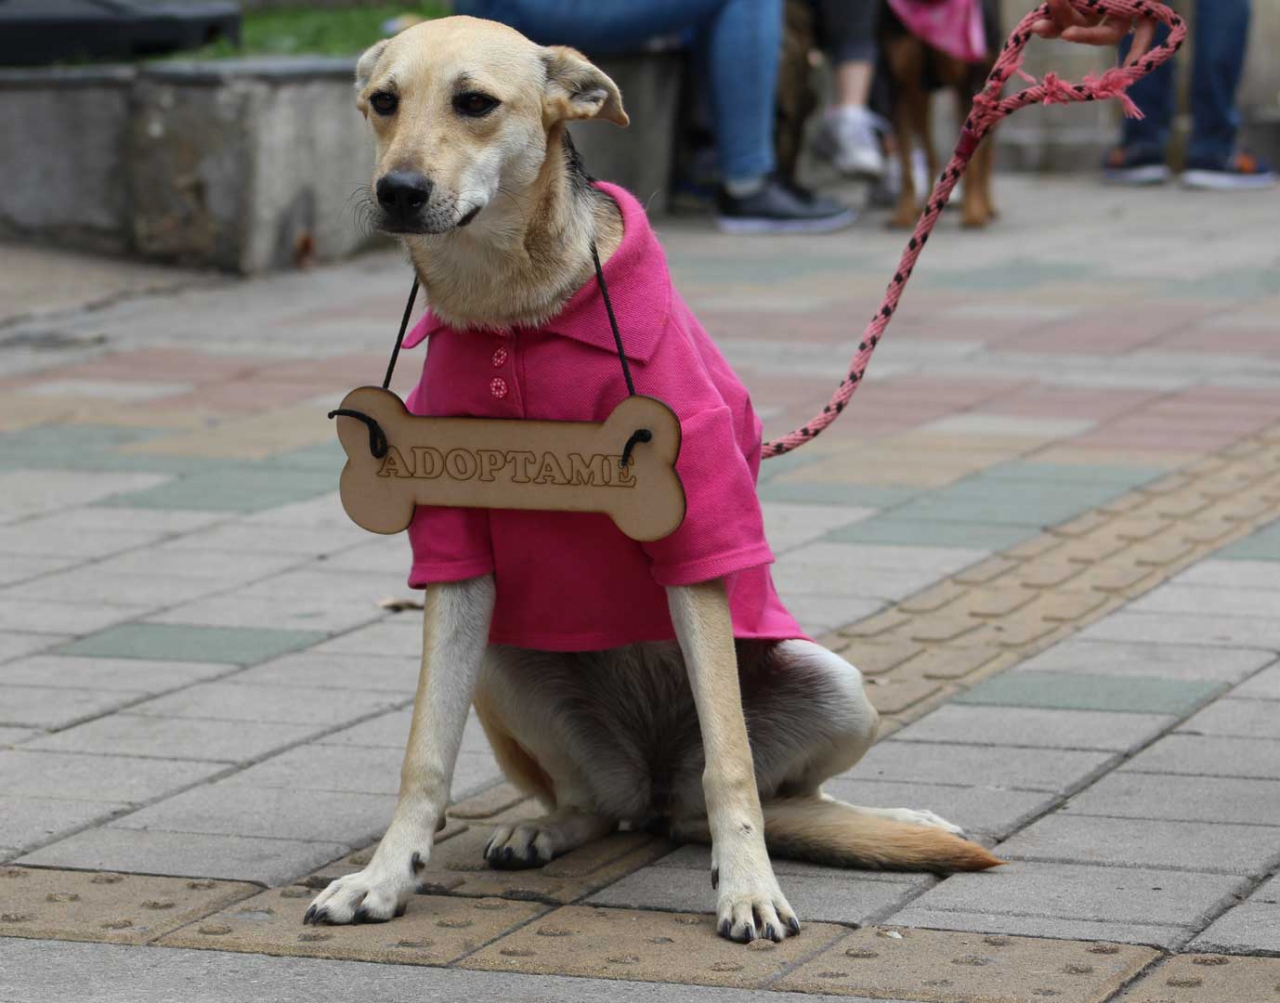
top-left (812, 0), bottom-right (884, 177)
top-left (1186, 0), bottom-right (1249, 166)
top-left (454, 0), bottom-right (727, 53)
top-left (1118, 24), bottom-right (1175, 156)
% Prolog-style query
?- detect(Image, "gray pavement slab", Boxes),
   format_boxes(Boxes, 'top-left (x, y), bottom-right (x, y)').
top-left (1061, 773), bottom-right (1280, 826)
top-left (0, 598), bottom-right (148, 636)
top-left (109, 782), bottom-right (396, 847)
top-left (997, 813), bottom-right (1280, 877)
top-left (0, 684), bottom-right (146, 729)
top-left (587, 859), bottom-right (933, 927)
top-left (1077, 611), bottom-right (1280, 650)
top-left (1190, 874), bottom-right (1280, 955)
top-left (0, 655), bottom-right (231, 693)
top-left (125, 680), bottom-right (403, 727)
top-left (987, 639), bottom-right (1272, 683)
top-left (1234, 663), bottom-right (1280, 699)
top-left (1172, 559), bottom-right (1280, 591)
top-left (233, 651), bottom-right (418, 692)
top-left (1121, 733), bottom-right (1280, 780)
top-left (5, 570), bottom-right (235, 609)
top-left (885, 908), bottom-right (1188, 949)
top-left (952, 672), bottom-right (1225, 715)
top-left (18, 828), bottom-right (351, 887)
top-left (217, 743), bottom-right (402, 795)
top-left (311, 620), bottom-right (423, 658)
top-left (1129, 584), bottom-right (1280, 618)
top-left (0, 938), bottom-right (881, 1003)
top-left (0, 794), bottom-right (128, 855)
top-left (0, 631), bottom-right (69, 664)
top-left (860, 740), bottom-right (1117, 794)
top-left (1178, 698), bottom-right (1280, 739)
top-left (25, 713), bottom-right (321, 764)
top-left (0, 749), bottom-right (224, 803)
top-left (885, 861), bottom-right (1250, 949)
top-left (820, 778), bottom-right (1058, 841)
top-left (894, 704), bottom-right (1176, 752)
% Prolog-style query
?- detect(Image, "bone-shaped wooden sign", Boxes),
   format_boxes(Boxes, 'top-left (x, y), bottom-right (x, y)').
top-left (330, 386), bottom-right (686, 543)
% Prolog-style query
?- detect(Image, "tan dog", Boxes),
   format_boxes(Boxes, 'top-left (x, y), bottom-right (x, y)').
top-left (306, 15), bottom-right (999, 944)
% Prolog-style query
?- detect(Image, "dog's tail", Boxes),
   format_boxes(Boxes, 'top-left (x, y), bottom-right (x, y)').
top-left (759, 796), bottom-right (1002, 873)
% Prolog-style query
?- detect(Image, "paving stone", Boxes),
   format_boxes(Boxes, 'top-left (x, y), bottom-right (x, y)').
top-left (838, 639), bottom-right (926, 676)
top-left (0, 795), bottom-right (128, 852)
top-left (887, 862), bottom-right (1249, 948)
top-left (0, 866), bottom-right (255, 945)
top-left (111, 784), bottom-right (397, 847)
top-left (53, 623), bottom-right (327, 665)
top-left (1175, 559), bottom-right (1280, 591)
top-left (0, 939), bottom-right (879, 1003)
top-left (0, 469), bottom-right (172, 520)
top-left (234, 652), bottom-right (418, 692)
top-left (897, 581), bottom-right (970, 614)
top-left (1129, 584), bottom-right (1280, 618)
top-left (777, 926), bottom-right (1157, 1002)
top-left (0, 599), bottom-right (148, 636)
top-left (219, 743), bottom-right (403, 795)
top-left (325, 821), bottom-right (674, 906)
top-left (1122, 733), bottom-right (1280, 780)
top-left (95, 467), bottom-right (337, 513)
top-left (821, 778), bottom-right (1057, 840)
top-left (0, 523), bottom-right (160, 559)
top-left (998, 814), bottom-right (1280, 876)
top-left (0, 553), bottom-right (79, 587)
top-left (858, 741), bottom-right (1115, 794)
top-left (18, 828), bottom-right (352, 887)
top-left (0, 683), bottom-right (149, 730)
top-left (1015, 559), bottom-right (1089, 590)
top-left (952, 556), bottom-right (1021, 586)
top-left (762, 502), bottom-right (877, 553)
top-left (1234, 662), bottom-right (1280, 699)
top-left (587, 861), bottom-right (931, 927)
top-left (1121, 954), bottom-right (1280, 1002)
top-left (827, 518), bottom-right (1032, 551)
top-left (127, 681), bottom-right (402, 727)
top-left (461, 904), bottom-right (850, 988)
top-left (953, 672), bottom-right (1225, 715)
top-left (26, 713), bottom-right (320, 763)
top-left (865, 674), bottom-right (945, 716)
top-left (1063, 773), bottom-right (1280, 825)
top-left (1014, 639), bottom-right (1274, 682)
top-left (0, 655), bottom-right (231, 693)
top-left (905, 645), bottom-right (1005, 681)
top-left (0, 750), bottom-right (223, 803)
top-left (1178, 698), bottom-right (1280, 739)
top-left (160, 885), bottom-right (547, 964)
top-left (311, 620), bottom-right (422, 658)
top-left (0, 726), bottom-right (37, 747)
top-left (87, 545), bottom-right (305, 584)
top-left (1189, 874), bottom-right (1280, 955)
top-left (895, 705), bottom-right (1175, 752)
top-left (1078, 611), bottom-right (1280, 650)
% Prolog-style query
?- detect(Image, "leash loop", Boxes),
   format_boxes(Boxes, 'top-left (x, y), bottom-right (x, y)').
top-left (761, 0), bottom-right (1187, 459)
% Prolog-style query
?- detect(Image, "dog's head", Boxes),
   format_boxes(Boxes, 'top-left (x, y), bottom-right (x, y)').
top-left (355, 16), bottom-right (628, 237)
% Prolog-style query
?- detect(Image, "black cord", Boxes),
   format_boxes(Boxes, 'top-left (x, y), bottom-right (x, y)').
top-left (382, 277), bottom-right (420, 391)
top-left (327, 408), bottom-right (388, 459)
top-left (590, 241), bottom-right (636, 397)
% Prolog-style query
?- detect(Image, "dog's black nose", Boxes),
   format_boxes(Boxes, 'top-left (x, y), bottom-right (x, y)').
top-left (376, 171), bottom-right (433, 216)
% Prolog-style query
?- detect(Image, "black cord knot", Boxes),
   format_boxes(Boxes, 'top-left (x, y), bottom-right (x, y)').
top-left (620, 428), bottom-right (653, 469)
top-left (328, 408), bottom-right (388, 459)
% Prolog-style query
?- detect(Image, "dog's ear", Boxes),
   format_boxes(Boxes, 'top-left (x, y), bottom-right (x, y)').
top-left (355, 39), bottom-right (391, 112)
top-left (541, 46), bottom-right (629, 128)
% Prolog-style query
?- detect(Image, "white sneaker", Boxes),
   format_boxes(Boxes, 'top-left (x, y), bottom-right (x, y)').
top-left (815, 106), bottom-right (886, 180)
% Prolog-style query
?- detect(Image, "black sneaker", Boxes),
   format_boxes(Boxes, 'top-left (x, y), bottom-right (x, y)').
top-left (1182, 151), bottom-right (1279, 191)
top-left (1102, 144), bottom-right (1171, 185)
top-left (717, 177), bottom-right (857, 234)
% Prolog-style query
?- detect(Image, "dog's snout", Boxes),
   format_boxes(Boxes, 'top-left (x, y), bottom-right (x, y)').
top-left (376, 171), bottom-right (434, 216)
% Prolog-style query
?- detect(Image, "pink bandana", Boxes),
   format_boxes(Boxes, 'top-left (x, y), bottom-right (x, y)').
top-left (889, 0), bottom-right (988, 63)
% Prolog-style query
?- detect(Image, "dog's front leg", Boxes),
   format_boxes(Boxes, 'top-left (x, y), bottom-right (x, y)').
top-left (668, 580), bottom-right (798, 943)
top-left (305, 574), bottom-right (495, 925)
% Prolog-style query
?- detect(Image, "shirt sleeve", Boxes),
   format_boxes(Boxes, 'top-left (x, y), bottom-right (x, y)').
top-left (642, 405), bottom-right (774, 587)
top-left (406, 505), bottom-right (495, 588)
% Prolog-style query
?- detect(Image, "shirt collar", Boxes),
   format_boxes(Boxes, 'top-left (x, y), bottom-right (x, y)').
top-left (402, 182), bottom-right (670, 362)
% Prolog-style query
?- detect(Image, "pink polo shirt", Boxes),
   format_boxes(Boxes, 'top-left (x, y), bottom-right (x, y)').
top-left (402, 182), bottom-right (803, 652)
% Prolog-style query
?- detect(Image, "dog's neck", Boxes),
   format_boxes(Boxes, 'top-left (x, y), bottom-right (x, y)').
top-left (404, 130), bottom-right (624, 332)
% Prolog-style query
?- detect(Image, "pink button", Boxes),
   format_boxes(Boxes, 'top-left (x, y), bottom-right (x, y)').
top-left (490, 377), bottom-right (508, 399)
top-left (491, 347), bottom-right (508, 367)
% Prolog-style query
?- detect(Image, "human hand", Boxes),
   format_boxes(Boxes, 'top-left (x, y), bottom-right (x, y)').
top-left (1029, 0), bottom-right (1158, 65)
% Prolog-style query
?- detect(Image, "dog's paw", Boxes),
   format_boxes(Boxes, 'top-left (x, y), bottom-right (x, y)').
top-left (884, 807), bottom-right (967, 838)
top-left (303, 855), bottom-right (423, 926)
top-left (712, 854), bottom-right (799, 944)
top-left (483, 823), bottom-right (552, 871)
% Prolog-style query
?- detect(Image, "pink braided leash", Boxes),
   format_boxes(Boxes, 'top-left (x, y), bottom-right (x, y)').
top-left (761, 0), bottom-right (1188, 459)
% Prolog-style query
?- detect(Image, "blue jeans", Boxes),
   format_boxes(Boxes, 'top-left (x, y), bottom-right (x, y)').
top-left (1121, 0), bottom-right (1249, 164)
top-left (454, 0), bottom-right (782, 183)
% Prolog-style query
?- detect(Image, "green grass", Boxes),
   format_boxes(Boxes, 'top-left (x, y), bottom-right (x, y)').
top-left (172, 4), bottom-right (450, 59)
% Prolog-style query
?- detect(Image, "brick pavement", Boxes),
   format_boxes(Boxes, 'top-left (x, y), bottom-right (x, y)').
top-left (2, 176), bottom-right (1280, 1001)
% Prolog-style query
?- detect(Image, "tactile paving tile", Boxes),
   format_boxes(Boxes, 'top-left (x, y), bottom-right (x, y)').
top-left (159, 886), bottom-right (546, 965)
top-left (304, 801), bottom-right (672, 905)
top-left (775, 926), bottom-right (1157, 1002)
top-left (0, 866), bottom-right (256, 945)
top-left (459, 904), bottom-right (850, 988)
top-left (1121, 954), bottom-right (1280, 1003)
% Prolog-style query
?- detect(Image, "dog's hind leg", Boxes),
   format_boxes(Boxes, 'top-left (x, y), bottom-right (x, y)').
top-left (305, 574), bottom-right (496, 926)
top-left (483, 806), bottom-right (616, 870)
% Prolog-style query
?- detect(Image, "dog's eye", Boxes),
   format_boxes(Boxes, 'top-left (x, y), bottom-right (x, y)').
top-left (370, 91), bottom-right (398, 116)
top-left (453, 92), bottom-right (499, 118)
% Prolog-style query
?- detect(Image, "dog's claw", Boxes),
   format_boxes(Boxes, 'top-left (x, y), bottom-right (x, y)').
top-left (353, 906), bottom-right (369, 925)
top-left (736, 923), bottom-right (757, 944)
top-left (711, 867), bottom-right (719, 890)
top-left (787, 916), bottom-right (801, 936)
top-left (764, 924), bottom-right (779, 943)
top-left (410, 851), bottom-right (425, 875)
top-left (717, 918), bottom-right (732, 939)
top-left (303, 905), bottom-right (316, 926)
